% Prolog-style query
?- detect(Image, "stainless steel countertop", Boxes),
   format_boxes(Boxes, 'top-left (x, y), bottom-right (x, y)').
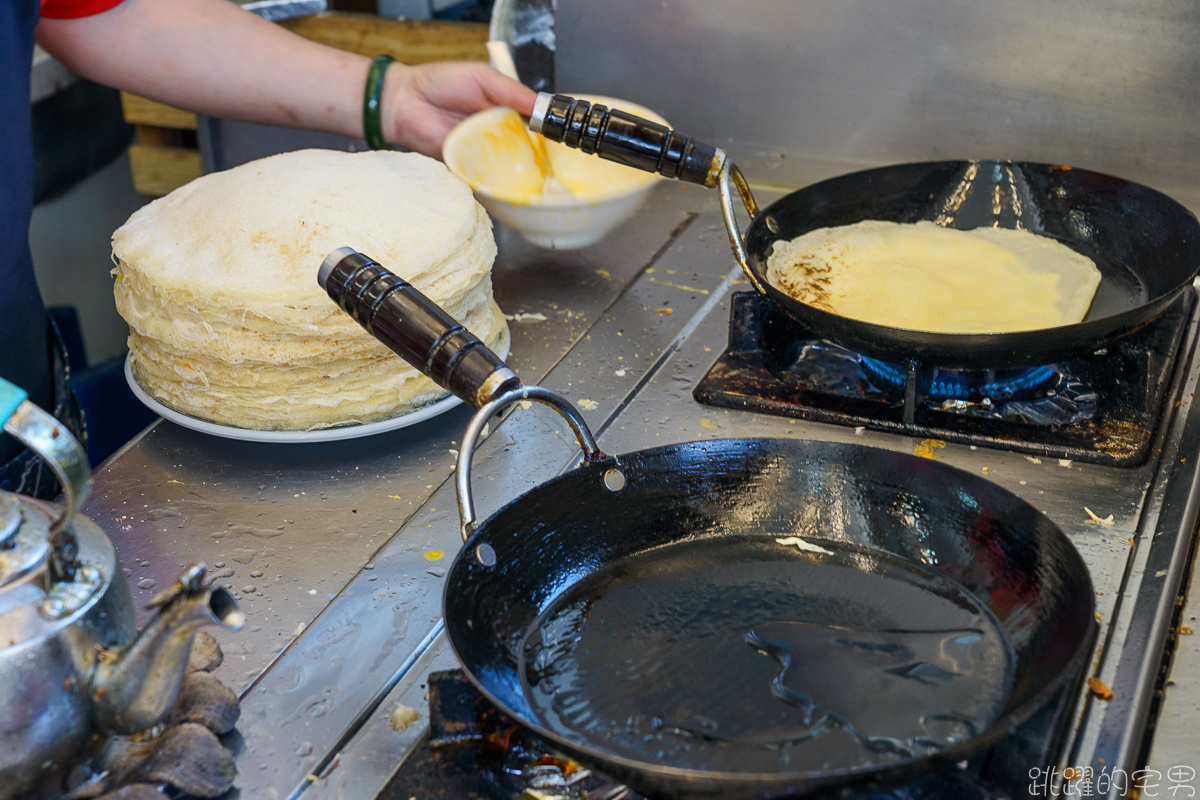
top-left (88, 178), bottom-right (1200, 799)
top-left (87, 180), bottom-right (710, 797)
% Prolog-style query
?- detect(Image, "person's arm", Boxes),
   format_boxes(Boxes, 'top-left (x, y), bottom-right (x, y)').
top-left (36, 0), bottom-right (535, 159)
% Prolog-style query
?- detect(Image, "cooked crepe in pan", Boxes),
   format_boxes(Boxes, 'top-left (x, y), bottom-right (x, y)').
top-left (766, 220), bottom-right (1103, 333)
top-left (112, 148), bottom-right (507, 430)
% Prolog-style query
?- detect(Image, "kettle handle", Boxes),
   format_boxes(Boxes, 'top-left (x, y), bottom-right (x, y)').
top-left (0, 377), bottom-right (91, 582)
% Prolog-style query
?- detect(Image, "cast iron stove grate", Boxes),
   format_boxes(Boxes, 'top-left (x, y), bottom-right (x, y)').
top-left (378, 670), bottom-right (1085, 800)
top-left (693, 291), bottom-right (1195, 466)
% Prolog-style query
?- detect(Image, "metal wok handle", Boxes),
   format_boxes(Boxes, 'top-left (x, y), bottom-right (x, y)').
top-left (453, 384), bottom-right (605, 546)
top-left (318, 248), bottom-right (607, 544)
top-left (718, 161), bottom-right (767, 294)
top-left (530, 93), bottom-right (767, 292)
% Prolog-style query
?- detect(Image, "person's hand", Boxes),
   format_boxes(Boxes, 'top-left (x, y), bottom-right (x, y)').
top-left (380, 61), bottom-right (537, 160)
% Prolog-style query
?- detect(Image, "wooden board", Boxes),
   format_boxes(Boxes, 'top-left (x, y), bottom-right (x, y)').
top-left (127, 143), bottom-right (202, 198)
top-left (279, 13), bottom-right (488, 63)
top-left (120, 93), bottom-right (197, 130)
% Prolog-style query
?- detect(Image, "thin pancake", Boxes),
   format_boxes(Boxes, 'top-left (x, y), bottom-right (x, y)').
top-left (766, 220), bottom-right (1102, 333)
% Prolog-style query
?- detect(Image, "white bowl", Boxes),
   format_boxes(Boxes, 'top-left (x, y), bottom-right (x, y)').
top-left (444, 96), bottom-right (668, 249)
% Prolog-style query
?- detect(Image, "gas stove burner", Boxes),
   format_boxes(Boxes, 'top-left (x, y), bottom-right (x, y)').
top-left (858, 354), bottom-right (1099, 426)
top-left (859, 357), bottom-right (1057, 402)
top-left (776, 341), bottom-right (1098, 427)
top-left (692, 291), bottom-right (1194, 466)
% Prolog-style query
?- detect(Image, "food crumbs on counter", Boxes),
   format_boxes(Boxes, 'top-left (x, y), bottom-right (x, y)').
top-left (519, 400), bottom-right (533, 410)
top-left (1094, 613), bottom-right (1103, 621)
top-left (388, 495), bottom-right (402, 500)
top-left (1156, 570), bottom-right (1167, 578)
top-left (1059, 459), bottom-right (1073, 468)
top-left (449, 449), bottom-right (459, 457)
top-left (981, 467), bottom-right (989, 473)
top-left (1025, 456), bottom-right (1042, 464)
top-left (700, 419), bottom-right (719, 430)
top-left (579, 399), bottom-right (599, 410)
top-left (775, 536), bottom-right (835, 556)
top-left (306, 774), bottom-right (320, 782)
top-left (615, 369), bottom-right (627, 376)
top-left (424, 550), bottom-right (445, 561)
top-left (1083, 507), bottom-right (1115, 527)
top-left (595, 269), bottom-right (611, 280)
top-left (294, 623), bottom-right (306, 636)
top-left (654, 307), bottom-right (674, 316)
top-left (389, 704), bottom-right (421, 731)
top-left (1019, 480), bottom-right (1028, 485)
top-left (1180, 625), bottom-right (1194, 635)
top-left (505, 312), bottom-right (548, 322)
top-left (913, 439), bottom-right (946, 459)
top-left (854, 426), bottom-right (865, 435)
top-left (1086, 677), bottom-right (1114, 701)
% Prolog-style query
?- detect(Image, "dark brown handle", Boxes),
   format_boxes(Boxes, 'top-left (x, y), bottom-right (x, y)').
top-left (318, 247), bottom-right (520, 410)
top-left (529, 93), bottom-right (727, 188)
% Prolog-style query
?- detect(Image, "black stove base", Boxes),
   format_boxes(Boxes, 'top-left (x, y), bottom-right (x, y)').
top-left (693, 291), bottom-right (1195, 466)
top-left (378, 667), bottom-right (1088, 800)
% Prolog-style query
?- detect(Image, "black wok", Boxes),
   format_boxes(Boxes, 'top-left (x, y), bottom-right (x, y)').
top-left (530, 94), bottom-right (1200, 369)
top-left (319, 249), bottom-right (1097, 799)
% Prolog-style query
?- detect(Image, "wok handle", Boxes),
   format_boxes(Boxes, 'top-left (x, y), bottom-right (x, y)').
top-left (717, 162), bottom-right (768, 294)
top-left (318, 248), bottom-right (607, 543)
top-left (454, 385), bottom-right (605, 542)
top-left (319, 247), bottom-right (520, 409)
top-left (529, 92), bottom-right (727, 188)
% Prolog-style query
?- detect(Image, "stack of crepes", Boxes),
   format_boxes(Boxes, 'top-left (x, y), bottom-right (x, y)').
top-left (112, 149), bottom-right (508, 431)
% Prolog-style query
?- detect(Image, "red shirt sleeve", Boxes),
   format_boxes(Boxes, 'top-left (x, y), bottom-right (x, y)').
top-left (40, 0), bottom-right (126, 19)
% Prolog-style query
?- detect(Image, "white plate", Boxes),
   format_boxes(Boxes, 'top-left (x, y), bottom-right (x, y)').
top-left (124, 354), bottom-right (466, 443)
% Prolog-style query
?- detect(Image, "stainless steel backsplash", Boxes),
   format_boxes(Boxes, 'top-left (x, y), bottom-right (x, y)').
top-left (556, 0), bottom-right (1200, 210)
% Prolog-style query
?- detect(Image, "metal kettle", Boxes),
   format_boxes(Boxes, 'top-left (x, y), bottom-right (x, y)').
top-left (0, 378), bottom-right (244, 798)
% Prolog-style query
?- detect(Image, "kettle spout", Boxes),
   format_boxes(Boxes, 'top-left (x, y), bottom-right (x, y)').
top-left (91, 563), bottom-right (244, 735)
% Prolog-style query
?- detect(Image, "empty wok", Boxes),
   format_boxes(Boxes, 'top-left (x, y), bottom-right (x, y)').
top-left (319, 248), bottom-right (1097, 798)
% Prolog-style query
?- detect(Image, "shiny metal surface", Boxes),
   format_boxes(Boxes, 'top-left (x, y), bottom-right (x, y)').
top-left (0, 502), bottom-right (131, 800)
top-left (237, 0), bottom-right (327, 22)
top-left (4, 397), bottom-right (91, 549)
top-left (1070, 332), bottom-right (1200, 778)
top-left (91, 564), bottom-right (244, 734)
top-left (556, 0), bottom-right (1200, 214)
top-left (1146, 559), bottom-right (1200, 776)
top-left (455, 384), bottom-right (603, 538)
top-left (302, 631), bottom-right (460, 800)
top-left (293, 209), bottom-right (1200, 797)
top-left (88, 146), bottom-right (1200, 800)
top-left (84, 185), bottom-right (704, 797)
